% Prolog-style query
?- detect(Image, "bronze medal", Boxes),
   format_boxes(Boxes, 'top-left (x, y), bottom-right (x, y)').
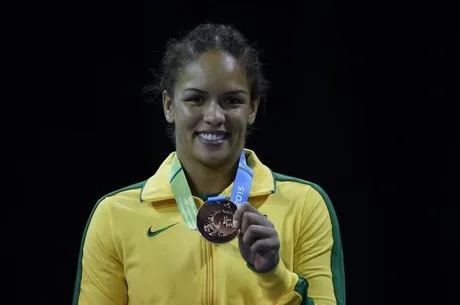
top-left (196, 198), bottom-right (238, 243)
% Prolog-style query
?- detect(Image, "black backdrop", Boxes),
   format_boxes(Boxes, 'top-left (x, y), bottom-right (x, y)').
top-left (10, 1), bottom-right (456, 305)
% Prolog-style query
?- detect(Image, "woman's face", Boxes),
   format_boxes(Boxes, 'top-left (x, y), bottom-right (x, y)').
top-left (163, 50), bottom-right (259, 167)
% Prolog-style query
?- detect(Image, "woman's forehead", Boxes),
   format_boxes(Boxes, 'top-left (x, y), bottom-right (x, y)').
top-left (177, 51), bottom-right (249, 90)
top-left (185, 51), bottom-right (241, 74)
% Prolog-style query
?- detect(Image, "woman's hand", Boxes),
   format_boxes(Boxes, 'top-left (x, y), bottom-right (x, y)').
top-left (232, 203), bottom-right (280, 273)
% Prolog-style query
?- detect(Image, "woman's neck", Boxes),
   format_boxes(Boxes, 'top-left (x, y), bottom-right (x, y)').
top-left (177, 152), bottom-right (239, 197)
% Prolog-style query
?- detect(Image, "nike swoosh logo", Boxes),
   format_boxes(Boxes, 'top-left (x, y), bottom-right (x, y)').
top-left (147, 222), bottom-right (179, 237)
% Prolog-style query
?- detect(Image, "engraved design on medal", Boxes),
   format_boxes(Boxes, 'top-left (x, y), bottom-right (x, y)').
top-left (204, 208), bottom-right (234, 236)
top-left (197, 199), bottom-right (238, 243)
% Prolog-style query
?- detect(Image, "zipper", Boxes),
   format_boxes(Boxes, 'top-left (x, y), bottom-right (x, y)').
top-left (195, 196), bottom-right (222, 305)
top-left (210, 243), bottom-right (217, 304)
top-left (201, 237), bottom-right (216, 305)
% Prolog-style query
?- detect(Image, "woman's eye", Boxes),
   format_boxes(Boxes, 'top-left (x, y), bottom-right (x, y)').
top-left (225, 97), bottom-right (243, 105)
top-left (186, 96), bottom-right (204, 103)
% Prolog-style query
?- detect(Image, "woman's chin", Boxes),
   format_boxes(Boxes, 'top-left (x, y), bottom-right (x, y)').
top-left (194, 147), bottom-right (234, 167)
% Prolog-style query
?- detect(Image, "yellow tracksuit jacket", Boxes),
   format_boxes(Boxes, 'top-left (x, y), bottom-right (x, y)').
top-left (73, 149), bottom-right (345, 305)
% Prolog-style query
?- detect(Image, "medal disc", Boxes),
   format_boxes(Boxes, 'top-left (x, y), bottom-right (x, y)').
top-left (196, 199), bottom-right (238, 243)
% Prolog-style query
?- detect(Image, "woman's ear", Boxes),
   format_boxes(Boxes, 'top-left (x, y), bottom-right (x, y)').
top-left (162, 90), bottom-right (175, 123)
top-left (248, 99), bottom-right (259, 125)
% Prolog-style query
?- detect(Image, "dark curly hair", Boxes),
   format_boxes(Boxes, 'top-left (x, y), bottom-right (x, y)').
top-left (143, 23), bottom-right (269, 142)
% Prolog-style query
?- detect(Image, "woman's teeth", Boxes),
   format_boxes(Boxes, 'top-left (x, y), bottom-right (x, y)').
top-left (198, 133), bottom-right (226, 141)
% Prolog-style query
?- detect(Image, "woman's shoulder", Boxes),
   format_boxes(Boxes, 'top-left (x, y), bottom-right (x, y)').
top-left (271, 171), bottom-right (339, 218)
top-left (93, 180), bottom-right (148, 211)
top-left (272, 172), bottom-right (328, 195)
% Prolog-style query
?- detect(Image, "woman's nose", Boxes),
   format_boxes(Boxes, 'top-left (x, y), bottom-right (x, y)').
top-left (203, 101), bottom-right (225, 126)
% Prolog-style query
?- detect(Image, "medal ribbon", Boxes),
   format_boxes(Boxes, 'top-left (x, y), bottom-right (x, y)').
top-left (169, 151), bottom-right (253, 230)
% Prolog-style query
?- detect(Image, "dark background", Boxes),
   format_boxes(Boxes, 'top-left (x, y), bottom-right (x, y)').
top-left (10, 1), bottom-right (456, 304)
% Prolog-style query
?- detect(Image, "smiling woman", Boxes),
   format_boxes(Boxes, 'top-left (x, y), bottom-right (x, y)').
top-left (72, 23), bottom-right (346, 305)
top-left (163, 50), bottom-right (256, 173)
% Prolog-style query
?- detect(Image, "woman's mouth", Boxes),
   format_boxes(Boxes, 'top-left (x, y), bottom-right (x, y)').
top-left (196, 131), bottom-right (230, 145)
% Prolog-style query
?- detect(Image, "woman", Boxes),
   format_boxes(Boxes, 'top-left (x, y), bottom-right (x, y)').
top-left (73, 23), bottom-right (346, 305)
